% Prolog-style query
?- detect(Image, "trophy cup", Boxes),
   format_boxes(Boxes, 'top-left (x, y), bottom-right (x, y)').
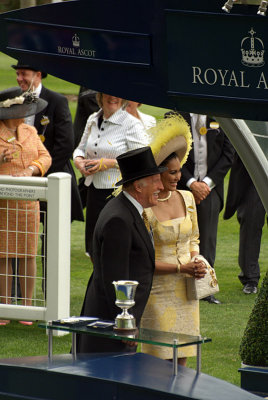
top-left (112, 280), bottom-right (139, 332)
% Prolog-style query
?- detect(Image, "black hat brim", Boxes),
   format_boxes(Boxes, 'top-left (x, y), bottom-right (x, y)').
top-left (0, 98), bottom-right (47, 120)
top-left (115, 165), bottom-right (167, 186)
top-left (12, 63), bottom-right (47, 78)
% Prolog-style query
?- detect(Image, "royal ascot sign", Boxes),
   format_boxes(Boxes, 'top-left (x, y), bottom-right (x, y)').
top-left (57, 34), bottom-right (96, 58)
top-left (192, 28), bottom-right (268, 89)
top-left (166, 10), bottom-right (268, 115)
top-left (5, 20), bottom-right (150, 65)
top-left (1, 0), bottom-right (268, 119)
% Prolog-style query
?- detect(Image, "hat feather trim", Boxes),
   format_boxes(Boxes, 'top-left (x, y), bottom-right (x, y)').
top-left (148, 114), bottom-right (192, 167)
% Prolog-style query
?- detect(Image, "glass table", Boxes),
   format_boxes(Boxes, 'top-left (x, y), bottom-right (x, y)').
top-left (39, 320), bottom-right (211, 375)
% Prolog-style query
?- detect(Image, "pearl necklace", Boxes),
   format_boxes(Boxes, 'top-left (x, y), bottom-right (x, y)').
top-left (157, 191), bottom-right (172, 202)
top-left (3, 124), bottom-right (16, 133)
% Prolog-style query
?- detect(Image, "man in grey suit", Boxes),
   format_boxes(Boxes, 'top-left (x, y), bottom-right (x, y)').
top-left (175, 112), bottom-right (234, 304)
top-left (77, 146), bottom-right (164, 353)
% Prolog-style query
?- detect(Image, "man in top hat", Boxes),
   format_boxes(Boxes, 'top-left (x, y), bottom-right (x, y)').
top-left (11, 60), bottom-right (84, 295)
top-left (76, 146), bottom-right (164, 354)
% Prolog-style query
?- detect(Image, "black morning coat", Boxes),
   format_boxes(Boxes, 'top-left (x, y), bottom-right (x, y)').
top-left (76, 192), bottom-right (155, 353)
top-left (34, 86), bottom-right (84, 222)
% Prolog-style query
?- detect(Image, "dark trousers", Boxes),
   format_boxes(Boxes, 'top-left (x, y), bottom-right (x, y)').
top-left (237, 184), bottom-right (265, 286)
top-left (85, 185), bottom-right (113, 256)
top-left (196, 189), bottom-right (221, 268)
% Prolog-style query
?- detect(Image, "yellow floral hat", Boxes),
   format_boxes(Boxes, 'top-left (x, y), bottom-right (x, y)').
top-left (148, 114), bottom-right (192, 167)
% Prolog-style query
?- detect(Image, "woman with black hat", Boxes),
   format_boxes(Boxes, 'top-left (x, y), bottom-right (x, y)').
top-left (0, 87), bottom-right (51, 326)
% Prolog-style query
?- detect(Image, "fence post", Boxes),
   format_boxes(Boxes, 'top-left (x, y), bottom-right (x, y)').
top-left (46, 173), bottom-right (71, 322)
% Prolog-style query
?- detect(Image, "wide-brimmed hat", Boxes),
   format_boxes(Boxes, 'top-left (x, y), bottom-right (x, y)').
top-left (0, 87), bottom-right (48, 120)
top-left (12, 60), bottom-right (47, 79)
top-left (148, 114), bottom-right (192, 167)
top-left (115, 146), bottom-right (166, 186)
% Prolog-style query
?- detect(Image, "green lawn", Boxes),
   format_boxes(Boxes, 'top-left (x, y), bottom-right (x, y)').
top-left (0, 51), bottom-right (267, 388)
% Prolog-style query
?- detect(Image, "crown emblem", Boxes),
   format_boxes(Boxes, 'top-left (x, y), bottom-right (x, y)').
top-left (72, 34), bottom-right (80, 48)
top-left (241, 28), bottom-right (265, 67)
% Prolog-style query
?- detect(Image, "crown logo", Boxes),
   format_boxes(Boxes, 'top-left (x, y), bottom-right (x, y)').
top-left (72, 34), bottom-right (80, 48)
top-left (241, 28), bottom-right (265, 67)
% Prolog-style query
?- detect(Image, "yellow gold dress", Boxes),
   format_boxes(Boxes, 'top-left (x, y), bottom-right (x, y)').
top-left (141, 190), bottom-right (200, 359)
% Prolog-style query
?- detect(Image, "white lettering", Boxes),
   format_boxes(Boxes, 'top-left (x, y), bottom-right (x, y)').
top-left (192, 66), bottom-right (204, 84)
top-left (240, 71), bottom-right (250, 88)
top-left (57, 46), bottom-right (76, 55)
top-left (218, 69), bottom-right (228, 86)
top-left (227, 70), bottom-right (239, 87)
top-left (78, 49), bottom-right (96, 57)
top-left (204, 69), bottom-right (217, 85)
top-left (257, 72), bottom-right (268, 89)
top-left (192, 66), bottom-right (252, 89)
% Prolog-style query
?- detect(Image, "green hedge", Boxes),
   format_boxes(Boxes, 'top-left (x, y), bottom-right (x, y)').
top-left (239, 270), bottom-right (268, 367)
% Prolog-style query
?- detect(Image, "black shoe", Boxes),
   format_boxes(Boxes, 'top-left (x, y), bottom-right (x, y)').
top-left (243, 283), bottom-right (257, 294)
top-left (201, 295), bottom-right (221, 304)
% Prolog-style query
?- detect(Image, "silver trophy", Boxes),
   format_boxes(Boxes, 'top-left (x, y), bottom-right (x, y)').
top-left (112, 280), bottom-right (139, 331)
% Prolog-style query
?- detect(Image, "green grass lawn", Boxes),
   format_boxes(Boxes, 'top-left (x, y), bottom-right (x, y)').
top-left (0, 52), bottom-right (267, 388)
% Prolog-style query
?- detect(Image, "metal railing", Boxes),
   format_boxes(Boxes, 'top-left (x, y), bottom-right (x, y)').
top-left (0, 172), bottom-right (71, 322)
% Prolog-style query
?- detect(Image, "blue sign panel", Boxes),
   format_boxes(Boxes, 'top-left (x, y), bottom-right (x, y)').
top-left (166, 10), bottom-right (268, 102)
top-left (7, 20), bottom-right (151, 66)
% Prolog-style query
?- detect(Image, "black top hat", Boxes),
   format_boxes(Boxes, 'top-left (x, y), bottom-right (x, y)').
top-left (12, 60), bottom-right (47, 79)
top-left (0, 87), bottom-right (48, 120)
top-left (115, 146), bottom-right (167, 186)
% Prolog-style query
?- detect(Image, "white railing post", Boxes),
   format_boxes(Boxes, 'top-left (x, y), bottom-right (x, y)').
top-left (45, 173), bottom-right (71, 322)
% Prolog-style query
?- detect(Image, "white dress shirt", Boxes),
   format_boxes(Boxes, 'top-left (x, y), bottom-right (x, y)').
top-left (123, 191), bottom-right (143, 216)
top-left (73, 107), bottom-right (149, 188)
top-left (24, 83), bottom-right (42, 126)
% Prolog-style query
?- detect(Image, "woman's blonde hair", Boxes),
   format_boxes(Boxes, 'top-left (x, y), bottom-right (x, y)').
top-left (96, 93), bottom-right (128, 109)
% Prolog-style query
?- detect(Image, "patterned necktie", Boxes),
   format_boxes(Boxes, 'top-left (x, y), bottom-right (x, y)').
top-left (142, 210), bottom-right (154, 244)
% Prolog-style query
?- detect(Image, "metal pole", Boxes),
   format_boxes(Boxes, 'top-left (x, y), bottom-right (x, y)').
top-left (173, 339), bottom-right (178, 375)
top-left (72, 333), bottom-right (77, 362)
top-left (48, 326), bottom-right (53, 362)
top-left (196, 335), bottom-right (202, 374)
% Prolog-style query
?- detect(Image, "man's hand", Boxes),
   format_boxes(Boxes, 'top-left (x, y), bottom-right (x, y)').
top-left (190, 181), bottom-right (210, 204)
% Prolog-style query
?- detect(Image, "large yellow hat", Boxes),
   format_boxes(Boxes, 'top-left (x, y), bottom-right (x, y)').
top-left (148, 114), bottom-right (192, 167)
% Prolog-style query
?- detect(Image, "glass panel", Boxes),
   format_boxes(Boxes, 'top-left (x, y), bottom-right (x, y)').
top-left (39, 322), bottom-right (211, 348)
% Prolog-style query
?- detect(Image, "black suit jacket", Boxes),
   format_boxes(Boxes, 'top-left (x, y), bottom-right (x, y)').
top-left (73, 87), bottom-right (99, 148)
top-left (77, 192), bottom-right (155, 353)
top-left (177, 112), bottom-right (234, 211)
top-left (35, 86), bottom-right (84, 221)
top-left (223, 153), bottom-right (252, 219)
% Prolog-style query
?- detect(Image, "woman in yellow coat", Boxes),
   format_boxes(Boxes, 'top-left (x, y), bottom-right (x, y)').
top-left (141, 116), bottom-right (206, 366)
top-left (0, 87), bottom-right (51, 325)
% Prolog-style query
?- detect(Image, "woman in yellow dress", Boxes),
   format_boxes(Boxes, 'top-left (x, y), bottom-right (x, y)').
top-left (141, 116), bottom-right (206, 366)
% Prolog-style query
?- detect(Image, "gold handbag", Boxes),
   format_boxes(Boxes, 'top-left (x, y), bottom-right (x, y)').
top-left (186, 255), bottom-right (219, 300)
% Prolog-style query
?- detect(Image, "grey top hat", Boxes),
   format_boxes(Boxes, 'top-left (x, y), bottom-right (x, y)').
top-left (0, 87), bottom-right (47, 120)
top-left (11, 60), bottom-right (47, 79)
top-left (115, 146), bottom-right (167, 186)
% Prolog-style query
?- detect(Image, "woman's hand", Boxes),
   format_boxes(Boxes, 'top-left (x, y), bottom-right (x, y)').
top-left (180, 259), bottom-right (207, 279)
top-left (13, 166), bottom-right (39, 177)
top-left (0, 149), bottom-right (15, 164)
top-left (74, 157), bottom-right (116, 176)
